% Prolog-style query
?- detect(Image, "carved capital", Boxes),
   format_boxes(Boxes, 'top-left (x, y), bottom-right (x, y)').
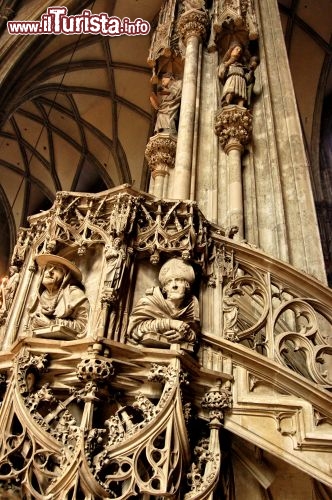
top-left (145, 133), bottom-right (177, 178)
top-left (178, 9), bottom-right (209, 45)
top-left (215, 105), bottom-right (252, 152)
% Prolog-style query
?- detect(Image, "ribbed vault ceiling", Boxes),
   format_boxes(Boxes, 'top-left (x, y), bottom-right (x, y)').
top-left (0, 0), bottom-right (331, 275)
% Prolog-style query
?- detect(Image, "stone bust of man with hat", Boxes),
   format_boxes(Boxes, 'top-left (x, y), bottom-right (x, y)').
top-left (29, 254), bottom-right (89, 339)
top-left (128, 258), bottom-right (200, 349)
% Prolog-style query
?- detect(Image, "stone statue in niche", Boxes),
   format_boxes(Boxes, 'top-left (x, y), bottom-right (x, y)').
top-left (29, 254), bottom-right (89, 339)
top-left (103, 238), bottom-right (127, 302)
top-left (218, 43), bottom-right (258, 108)
top-left (11, 229), bottom-right (30, 265)
top-left (150, 73), bottom-right (182, 135)
top-left (128, 258), bottom-right (200, 349)
top-left (0, 266), bottom-right (20, 322)
top-left (223, 289), bottom-right (239, 341)
top-left (247, 55), bottom-right (259, 107)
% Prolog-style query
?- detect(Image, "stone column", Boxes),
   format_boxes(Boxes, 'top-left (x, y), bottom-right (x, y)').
top-left (145, 134), bottom-right (177, 198)
top-left (215, 105), bottom-right (252, 239)
top-left (172, 9), bottom-right (209, 200)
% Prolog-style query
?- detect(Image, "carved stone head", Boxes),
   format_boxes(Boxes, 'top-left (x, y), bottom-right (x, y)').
top-left (35, 254), bottom-right (82, 282)
top-left (159, 258), bottom-right (195, 291)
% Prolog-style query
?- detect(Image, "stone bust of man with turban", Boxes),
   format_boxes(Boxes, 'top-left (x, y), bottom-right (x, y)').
top-left (128, 258), bottom-right (200, 349)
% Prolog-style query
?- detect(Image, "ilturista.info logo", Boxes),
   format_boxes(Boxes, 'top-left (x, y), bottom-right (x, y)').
top-left (7, 7), bottom-right (151, 36)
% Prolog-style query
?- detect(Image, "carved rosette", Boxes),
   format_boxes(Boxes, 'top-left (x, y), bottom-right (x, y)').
top-left (178, 9), bottom-right (209, 45)
top-left (145, 133), bottom-right (177, 178)
top-left (77, 349), bottom-right (114, 385)
top-left (215, 105), bottom-right (253, 153)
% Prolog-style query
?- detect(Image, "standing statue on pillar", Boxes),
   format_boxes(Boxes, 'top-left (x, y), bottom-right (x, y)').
top-left (150, 73), bottom-right (182, 135)
top-left (218, 43), bottom-right (255, 108)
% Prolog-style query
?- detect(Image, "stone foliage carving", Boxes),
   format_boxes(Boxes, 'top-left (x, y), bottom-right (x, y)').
top-left (178, 7), bottom-right (209, 45)
top-left (145, 133), bottom-right (177, 180)
top-left (32, 190), bottom-right (139, 255)
top-left (215, 104), bottom-right (253, 151)
top-left (128, 258), bottom-right (200, 349)
top-left (28, 254), bottom-right (89, 339)
top-left (2, 343), bottom-right (228, 499)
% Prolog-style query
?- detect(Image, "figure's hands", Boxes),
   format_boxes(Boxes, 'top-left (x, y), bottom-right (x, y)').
top-left (30, 312), bottom-right (53, 328)
top-left (163, 320), bottom-right (191, 342)
top-left (149, 93), bottom-right (159, 111)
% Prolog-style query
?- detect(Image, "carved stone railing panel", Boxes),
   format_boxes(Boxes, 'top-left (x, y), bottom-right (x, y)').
top-left (273, 299), bottom-right (332, 387)
top-left (200, 234), bottom-right (332, 391)
top-left (0, 337), bottom-right (232, 498)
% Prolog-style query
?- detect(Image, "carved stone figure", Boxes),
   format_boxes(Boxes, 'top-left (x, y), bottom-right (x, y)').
top-left (0, 266), bottom-right (20, 321)
top-left (128, 258), bottom-right (200, 348)
top-left (247, 55), bottom-right (259, 106)
top-left (29, 254), bottom-right (89, 339)
top-left (11, 229), bottom-right (29, 265)
top-left (150, 73), bottom-right (182, 135)
top-left (223, 290), bottom-right (239, 341)
top-left (104, 238), bottom-right (126, 287)
top-left (218, 44), bottom-right (250, 107)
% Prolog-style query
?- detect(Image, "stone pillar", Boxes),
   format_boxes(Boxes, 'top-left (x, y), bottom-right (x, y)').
top-left (172, 9), bottom-right (209, 200)
top-left (215, 105), bottom-right (252, 239)
top-left (225, 142), bottom-right (243, 238)
top-left (145, 134), bottom-right (177, 198)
